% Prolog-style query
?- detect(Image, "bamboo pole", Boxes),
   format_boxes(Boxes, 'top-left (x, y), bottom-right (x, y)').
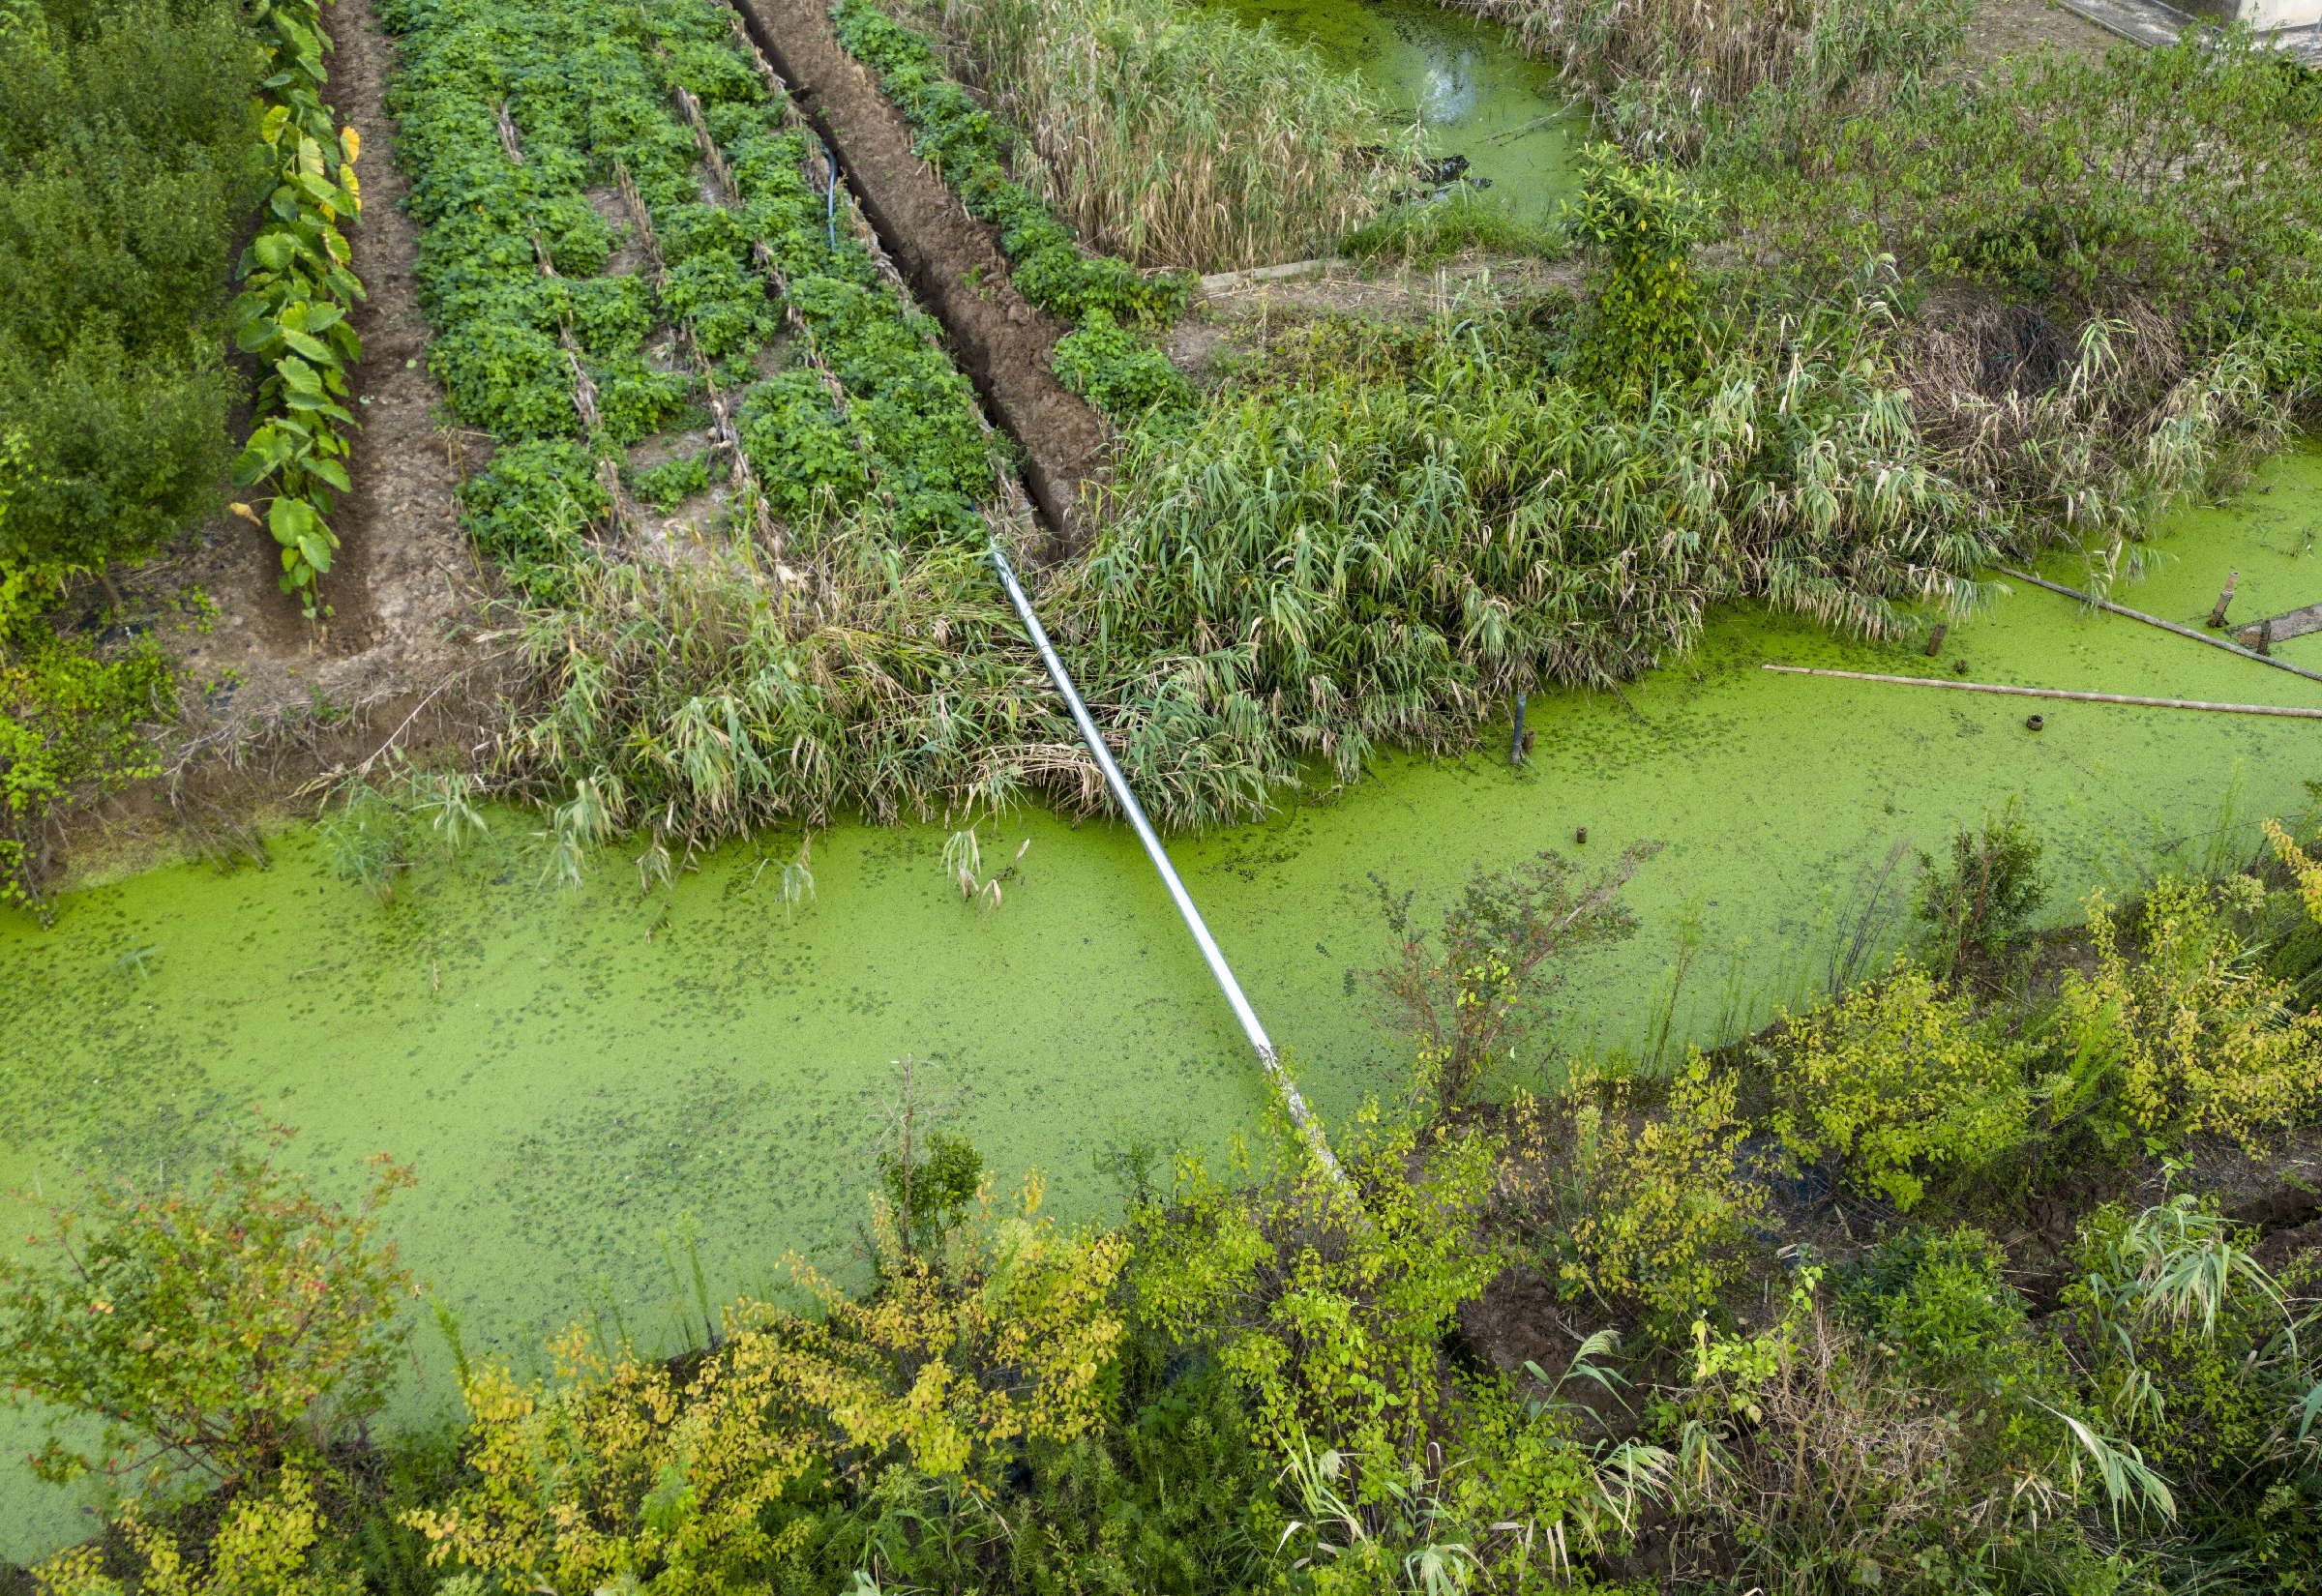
top-left (1762, 664), bottom-right (2322, 720)
top-left (1996, 565), bottom-right (2322, 688)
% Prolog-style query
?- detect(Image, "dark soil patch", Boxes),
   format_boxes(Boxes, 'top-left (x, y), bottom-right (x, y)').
top-left (322, 0), bottom-right (474, 657)
top-left (732, 0), bottom-right (1110, 549)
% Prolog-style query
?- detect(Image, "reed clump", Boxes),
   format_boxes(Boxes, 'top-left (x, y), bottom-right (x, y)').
top-left (1044, 294), bottom-right (1989, 820)
top-left (495, 522), bottom-right (1102, 861)
top-left (925, 0), bottom-right (1415, 270)
top-left (1467, 0), bottom-right (1969, 157)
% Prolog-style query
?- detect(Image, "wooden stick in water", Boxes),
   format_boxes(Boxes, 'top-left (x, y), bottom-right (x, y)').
top-left (1761, 664), bottom-right (2322, 721)
top-left (1996, 565), bottom-right (2322, 688)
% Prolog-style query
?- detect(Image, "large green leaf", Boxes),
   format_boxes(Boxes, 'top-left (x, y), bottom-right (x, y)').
top-left (282, 329), bottom-right (336, 365)
top-left (267, 495), bottom-right (319, 548)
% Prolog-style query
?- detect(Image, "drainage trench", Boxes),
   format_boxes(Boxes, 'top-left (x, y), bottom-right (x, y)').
top-left (729, 0), bottom-right (1111, 544)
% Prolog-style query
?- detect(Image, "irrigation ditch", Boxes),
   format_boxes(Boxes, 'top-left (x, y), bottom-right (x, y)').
top-left (730, 0), bottom-right (1111, 542)
top-left (10, 0), bottom-right (2322, 1565)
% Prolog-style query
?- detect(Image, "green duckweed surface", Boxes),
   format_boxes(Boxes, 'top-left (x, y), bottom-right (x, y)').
top-left (3, 446), bottom-right (2319, 1555)
top-left (1205, 0), bottom-right (1584, 221)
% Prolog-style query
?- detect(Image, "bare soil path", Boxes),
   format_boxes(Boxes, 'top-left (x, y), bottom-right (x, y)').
top-left (732, 0), bottom-right (1110, 546)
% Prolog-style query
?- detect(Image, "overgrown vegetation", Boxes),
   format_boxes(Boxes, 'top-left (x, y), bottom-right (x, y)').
top-left (0, 0), bottom-right (372, 907)
top-left (0, 0), bottom-right (263, 590)
top-left (1046, 292), bottom-right (1988, 823)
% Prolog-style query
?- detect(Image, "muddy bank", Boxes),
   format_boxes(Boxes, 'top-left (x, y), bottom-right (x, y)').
top-left (732, 0), bottom-right (1110, 543)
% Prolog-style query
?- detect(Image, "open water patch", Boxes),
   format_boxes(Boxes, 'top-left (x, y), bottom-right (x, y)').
top-left (1206, 0), bottom-right (1585, 220)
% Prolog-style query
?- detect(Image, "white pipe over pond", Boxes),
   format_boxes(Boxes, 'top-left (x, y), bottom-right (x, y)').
top-left (987, 539), bottom-right (1349, 1185)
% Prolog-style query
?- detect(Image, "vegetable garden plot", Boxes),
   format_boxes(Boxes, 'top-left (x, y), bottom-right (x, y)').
top-left (381, 0), bottom-right (1005, 588)
top-left (378, 0), bottom-right (1111, 851)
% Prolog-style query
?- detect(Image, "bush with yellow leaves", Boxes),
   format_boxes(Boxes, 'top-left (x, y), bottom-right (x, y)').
top-left (1763, 961), bottom-right (2030, 1210)
top-left (1124, 1109), bottom-right (1500, 1487)
top-left (2267, 815), bottom-right (2322, 932)
top-left (35, 1472), bottom-right (350, 1596)
top-left (2048, 876), bottom-right (2322, 1156)
top-left (1523, 1052), bottom-right (1767, 1326)
top-left (405, 1176), bottom-right (1124, 1592)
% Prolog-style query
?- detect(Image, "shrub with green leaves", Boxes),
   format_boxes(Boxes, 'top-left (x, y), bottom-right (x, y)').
top-left (2060, 1198), bottom-right (2322, 1573)
top-left (1763, 961), bottom-right (2029, 1210)
top-left (1, 630), bottom-right (170, 913)
top-left (1367, 845), bottom-right (1648, 1111)
top-left (2046, 879), bottom-right (2322, 1158)
top-left (0, 0), bottom-right (263, 581)
top-left (1518, 1053), bottom-right (1766, 1325)
top-left (0, 1127), bottom-right (416, 1493)
top-left (1563, 145), bottom-right (1704, 400)
top-left (1127, 1111), bottom-right (1501, 1480)
top-left (1916, 800), bottom-right (2046, 977)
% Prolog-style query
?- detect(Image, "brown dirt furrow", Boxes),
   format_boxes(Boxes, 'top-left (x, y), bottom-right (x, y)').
top-left (730, 0), bottom-right (1109, 546)
top-left (323, 0), bottom-right (472, 653)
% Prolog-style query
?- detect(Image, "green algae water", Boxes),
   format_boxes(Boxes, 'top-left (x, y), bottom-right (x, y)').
top-left (1206, 0), bottom-right (1584, 221)
top-left (4, 445), bottom-right (2321, 1555)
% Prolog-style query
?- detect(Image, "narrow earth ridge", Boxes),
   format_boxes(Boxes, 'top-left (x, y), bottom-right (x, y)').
top-left (731, 0), bottom-right (1110, 546)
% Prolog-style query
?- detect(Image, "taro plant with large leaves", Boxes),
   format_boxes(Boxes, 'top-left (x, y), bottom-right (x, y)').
top-left (230, 0), bottom-right (366, 618)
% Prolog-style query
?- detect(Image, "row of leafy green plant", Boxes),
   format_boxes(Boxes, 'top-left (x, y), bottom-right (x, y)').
top-left (828, 0), bottom-right (1193, 419)
top-left (229, 0), bottom-right (371, 615)
top-left (382, 0), bottom-right (1001, 593)
top-left (9, 809), bottom-right (2321, 1593)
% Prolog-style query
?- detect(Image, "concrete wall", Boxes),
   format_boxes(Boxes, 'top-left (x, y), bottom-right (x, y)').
top-left (2230, 0), bottom-right (2319, 28)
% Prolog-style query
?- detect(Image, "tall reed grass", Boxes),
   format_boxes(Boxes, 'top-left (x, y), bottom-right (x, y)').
top-left (1043, 295), bottom-right (1990, 818)
top-left (498, 518), bottom-right (1104, 858)
top-left (1466, 0), bottom-right (1969, 157)
top-left (925, 0), bottom-right (1414, 269)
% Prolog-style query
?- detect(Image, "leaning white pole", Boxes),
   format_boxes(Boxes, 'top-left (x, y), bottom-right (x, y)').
top-left (988, 540), bottom-right (1348, 1184)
